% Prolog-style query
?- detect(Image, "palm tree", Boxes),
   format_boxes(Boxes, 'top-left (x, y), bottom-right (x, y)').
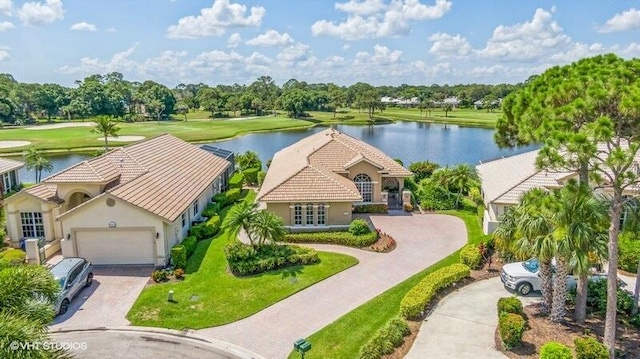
top-left (91, 115), bottom-right (120, 151)
top-left (23, 146), bottom-right (53, 183)
top-left (447, 164), bottom-right (479, 207)
top-left (251, 211), bottom-right (286, 246)
top-left (0, 261), bottom-right (70, 358)
top-left (222, 201), bottom-right (258, 245)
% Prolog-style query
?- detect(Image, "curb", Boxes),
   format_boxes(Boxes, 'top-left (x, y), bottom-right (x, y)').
top-left (49, 326), bottom-right (268, 359)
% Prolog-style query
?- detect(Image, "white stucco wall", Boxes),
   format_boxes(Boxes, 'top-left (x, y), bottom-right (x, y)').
top-left (4, 194), bottom-right (59, 245)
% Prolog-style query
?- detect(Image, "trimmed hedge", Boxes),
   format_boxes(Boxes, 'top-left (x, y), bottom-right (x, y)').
top-left (191, 215), bottom-right (221, 240)
top-left (202, 203), bottom-right (219, 218)
top-left (283, 231), bottom-right (379, 248)
top-left (539, 342), bottom-right (573, 359)
top-left (497, 297), bottom-right (524, 317)
top-left (229, 172), bottom-right (244, 189)
top-left (399, 263), bottom-right (470, 319)
top-left (226, 188), bottom-right (242, 203)
top-left (460, 244), bottom-right (482, 269)
top-left (353, 204), bottom-right (388, 213)
top-left (242, 167), bottom-right (260, 185)
top-left (359, 317), bottom-right (410, 359)
top-left (499, 313), bottom-right (526, 350)
top-left (619, 233), bottom-right (640, 272)
top-left (182, 236), bottom-right (197, 258)
top-left (171, 245), bottom-right (187, 269)
top-left (349, 219), bottom-right (371, 235)
top-left (224, 243), bottom-right (319, 276)
top-left (574, 336), bottom-right (608, 359)
top-left (0, 248), bottom-right (26, 265)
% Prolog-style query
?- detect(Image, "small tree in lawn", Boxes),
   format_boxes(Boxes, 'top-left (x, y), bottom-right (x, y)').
top-left (223, 201), bottom-right (258, 246)
top-left (251, 211), bottom-right (286, 247)
top-left (91, 115), bottom-right (120, 151)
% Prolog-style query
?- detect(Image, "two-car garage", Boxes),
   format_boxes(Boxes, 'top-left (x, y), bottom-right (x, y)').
top-left (75, 229), bottom-right (156, 265)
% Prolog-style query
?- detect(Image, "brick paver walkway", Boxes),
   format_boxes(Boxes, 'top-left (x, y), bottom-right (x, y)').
top-left (199, 213), bottom-right (467, 359)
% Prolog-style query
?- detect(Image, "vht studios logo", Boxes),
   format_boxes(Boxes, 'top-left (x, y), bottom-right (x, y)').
top-left (9, 341), bottom-right (87, 351)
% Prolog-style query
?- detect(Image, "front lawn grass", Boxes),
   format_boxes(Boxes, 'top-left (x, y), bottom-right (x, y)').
top-left (126, 192), bottom-right (358, 329)
top-left (287, 207), bottom-right (486, 359)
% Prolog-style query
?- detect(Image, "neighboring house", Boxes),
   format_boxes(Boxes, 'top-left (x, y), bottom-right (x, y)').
top-left (380, 96), bottom-right (419, 107)
top-left (4, 134), bottom-right (230, 266)
top-left (441, 97), bottom-right (461, 107)
top-left (257, 128), bottom-right (412, 231)
top-left (0, 158), bottom-right (24, 195)
top-left (200, 145), bottom-right (235, 191)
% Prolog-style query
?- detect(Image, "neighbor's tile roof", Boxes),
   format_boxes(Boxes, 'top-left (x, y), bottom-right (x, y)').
top-left (257, 128), bottom-right (411, 202)
top-left (34, 134), bottom-right (229, 222)
top-left (24, 184), bottom-right (64, 204)
top-left (476, 150), bottom-right (543, 204)
top-left (0, 158), bottom-right (24, 174)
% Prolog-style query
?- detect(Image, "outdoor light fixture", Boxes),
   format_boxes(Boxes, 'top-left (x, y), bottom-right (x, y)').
top-left (66, 234), bottom-right (70, 240)
top-left (167, 290), bottom-right (174, 302)
top-left (156, 232), bottom-right (160, 239)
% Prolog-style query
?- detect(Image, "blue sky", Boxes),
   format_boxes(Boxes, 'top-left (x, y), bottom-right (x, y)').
top-left (1, 0), bottom-right (640, 87)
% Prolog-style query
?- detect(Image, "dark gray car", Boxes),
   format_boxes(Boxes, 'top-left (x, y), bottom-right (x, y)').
top-left (49, 257), bottom-right (93, 315)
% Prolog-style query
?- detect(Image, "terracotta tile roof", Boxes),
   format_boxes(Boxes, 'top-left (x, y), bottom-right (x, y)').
top-left (493, 170), bottom-right (567, 204)
top-left (476, 150), bottom-right (542, 204)
top-left (257, 128), bottom-right (411, 202)
top-left (45, 157), bottom-right (121, 183)
top-left (24, 184), bottom-right (64, 204)
top-left (0, 158), bottom-right (24, 174)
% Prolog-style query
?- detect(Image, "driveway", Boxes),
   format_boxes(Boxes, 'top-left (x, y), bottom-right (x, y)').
top-left (199, 213), bottom-right (467, 359)
top-left (50, 266), bottom-right (153, 330)
top-left (406, 277), bottom-right (538, 359)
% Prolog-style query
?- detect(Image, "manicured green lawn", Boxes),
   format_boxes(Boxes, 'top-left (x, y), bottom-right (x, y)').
top-left (126, 192), bottom-right (358, 330)
top-left (383, 107), bottom-right (501, 127)
top-left (287, 207), bottom-right (486, 359)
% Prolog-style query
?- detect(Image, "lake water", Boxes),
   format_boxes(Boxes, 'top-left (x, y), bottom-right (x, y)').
top-left (15, 122), bottom-right (536, 183)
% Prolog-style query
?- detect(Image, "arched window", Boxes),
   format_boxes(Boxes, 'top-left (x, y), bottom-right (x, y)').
top-left (294, 204), bottom-right (302, 226)
top-left (317, 203), bottom-right (326, 225)
top-left (354, 173), bottom-right (373, 202)
top-left (306, 203), bottom-right (314, 225)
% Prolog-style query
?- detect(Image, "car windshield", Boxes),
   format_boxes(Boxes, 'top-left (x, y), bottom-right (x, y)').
top-left (522, 259), bottom-right (539, 273)
top-left (56, 277), bottom-right (65, 288)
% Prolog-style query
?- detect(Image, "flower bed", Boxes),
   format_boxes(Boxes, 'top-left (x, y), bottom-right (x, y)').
top-left (224, 243), bottom-right (319, 276)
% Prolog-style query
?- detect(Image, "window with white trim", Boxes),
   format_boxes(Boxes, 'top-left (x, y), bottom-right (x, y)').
top-left (192, 200), bottom-right (199, 216)
top-left (181, 213), bottom-right (186, 228)
top-left (294, 204), bottom-right (302, 226)
top-left (2, 171), bottom-right (16, 194)
top-left (306, 203), bottom-right (314, 225)
top-left (354, 173), bottom-right (373, 202)
top-left (20, 212), bottom-right (44, 238)
top-left (317, 203), bottom-right (326, 225)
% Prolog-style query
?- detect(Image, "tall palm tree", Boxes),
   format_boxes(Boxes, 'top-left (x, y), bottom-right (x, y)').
top-left (447, 164), bottom-right (480, 207)
top-left (91, 115), bottom-right (120, 151)
top-left (23, 146), bottom-right (53, 183)
top-left (251, 211), bottom-right (286, 246)
top-left (0, 261), bottom-right (70, 358)
top-left (222, 201), bottom-right (258, 245)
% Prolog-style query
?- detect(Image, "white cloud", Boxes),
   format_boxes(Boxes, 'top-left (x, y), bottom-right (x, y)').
top-left (18, 0), bottom-right (64, 26)
top-left (547, 42), bottom-right (606, 64)
top-left (355, 44), bottom-right (402, 65)
top-left (277, 43), bottom-right (310, 62)
top-left (227, 33), bottom-right (242, 47)
top-left (246, 30), bottom-right (293, 47)
top-left (428, 32), bottom-right (472, 58)
top-left (0, 21), bottom-right (15, 31)
top-left (58, 45), bottom-right (138, 74)
top-left (479, 8), bottom-right (571, 62)
top-left (0, 46), bottom-right (9, 61)
top-left (105, 27), bottom-right (116, 32)
top-left (70, 21), bottom-right (97, 32)
top-left (342, 44), bottom-right (350, 51)
top-left (312, 0), bottom-right (451, 40)
top-left (0, 0), bottom-right (12, 15)
top-left (597, 8), bottom-right (640, 33)
top-left (166, 0), bottom-right (265, 39)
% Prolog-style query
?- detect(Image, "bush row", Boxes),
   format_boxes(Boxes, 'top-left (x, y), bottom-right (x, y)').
top-left (242, 167), bottom-right (260, 185)
top-left (353, 204), bottom-right (388, 213)
top-left (190, 215), bottom-right (221, 240)
top-left (499, 312), bottom-right (526, 350)
top-left (213, 189), bottom-right (242, 208)
top-left (229, 172), bottom-right (244, 189)
top-left (349, 219), bottom-right (371, 235)
top-left (537, 336), bottom-right (609, 359)
top-left (359, 317), bottom-right (410, 359)
top-left (0, 248), bottom-right (26, 265)
top-left (540, 342), bottom-right (572, 359)
top-left (399, 263), bottom-right (470, 319)
top-left (283, 231), bottom-right (379, 248)
top-left (171, 245), bottom-right (187, 269)
top-left (224, 243), bottom-right (319, 276)
top-left (460, 244), bottom-right (482, 269)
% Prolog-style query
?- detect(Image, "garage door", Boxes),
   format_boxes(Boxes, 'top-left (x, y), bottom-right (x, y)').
top-left (76, 229), bottom-right (155, 265)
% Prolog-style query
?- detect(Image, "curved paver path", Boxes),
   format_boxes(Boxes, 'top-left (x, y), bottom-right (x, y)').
top-left (199, 213), bottom-right (466, 359)
top-left (406, 277), bottom-right (538, 359)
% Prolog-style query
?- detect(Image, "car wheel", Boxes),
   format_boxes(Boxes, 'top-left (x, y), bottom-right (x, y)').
top-left (516, 282), bottom-right (532, 296)
top-left (59, 299), bottom-right (70, 315)
top-left (85, 273), bottom-right (93, 287)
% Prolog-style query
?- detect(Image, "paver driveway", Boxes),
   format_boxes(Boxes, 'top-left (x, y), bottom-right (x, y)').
top-left (50, 266), bottom-right (153, 330)
top-left (199, 213), bottom-right (466, 359)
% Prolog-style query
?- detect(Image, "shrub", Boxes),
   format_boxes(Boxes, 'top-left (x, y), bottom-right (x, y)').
top-left (409, 161), bottom-right (440, 183)
top-left (403, 203), bottom-right (414, 212)
top-left (190, 215), bottom-right (220, 240)
top-left (619, 232), bottom-right (640, 272)
top-left (0, 248), bottom-right (26, 264)
top-left (539, 342), bottom-right (573, 359)
top-left (353, 204), bottom-right (388, 213)
top-left (257, 171), bottom-right (266, 187)
top-left (202, 203), bottom-right (219, 218)
top-left (369, 234), bottom-right (396, 253)
top-left (349, 219), bottom-right (371, 235)
top-left (224, 243), bottom-right (320, 276)
top-left (574, 336), bottom-right (608, 359)
top-left (460, 244), bottom-right (482, 269)
top-left (416, 178), bottom-right (457, 210)
top-left (242, 167), bottom-right (260, 185)
top-left (497, 297), bottom-right (524, 316)
top-left (283, 231), bottom-right (379, 247)
top-left (499, 313), bottom-right (526, 350)
top-left (182, 236), bottom-right (197, 258)
top-left (567, 277), bottom-right (634, 316)
top-left (226, 188), bottom-right (242, 203)
top-left (173, 268), bottom-right (185, 279)
top-left (399, 263), bottom-right (470, 319)
top-left (171, 245), bottom-right (187, 269)
top-left (229, 172), bottom-right (244, 189)
top-left (213, 192), bottom-right (229, 207)
top-left (359, 317), bottom-right (410, 359)
top-left (151, 270), bottom-right (168, 283)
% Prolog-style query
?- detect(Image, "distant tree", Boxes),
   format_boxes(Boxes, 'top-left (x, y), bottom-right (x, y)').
top-left (34, 83), bottom-right (69, 122)
top-left (443, 103), bottom-right (452, 117)
top-left (23, 147), bottom-right (53, 183)
top-left (236, 151), bottom-right (262, 170)
top-left (91, 115), bottom-right (120, 151)
top-left (408, 161), bottom-right (440, 183)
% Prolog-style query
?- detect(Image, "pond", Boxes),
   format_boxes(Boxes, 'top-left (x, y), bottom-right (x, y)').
top-left (15, 122), bottom-right (536, 183)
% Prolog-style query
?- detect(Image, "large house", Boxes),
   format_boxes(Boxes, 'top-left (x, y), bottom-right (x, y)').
top-left (0, 158), bottom-right (24, 195)
top-left (4, 134), bottom-right (231, 266)
top-left (257, 128), bottom-right (412, 231)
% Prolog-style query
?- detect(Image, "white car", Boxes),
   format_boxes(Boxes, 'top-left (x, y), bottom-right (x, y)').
top-left (500, 258), bottom-right (607, 296)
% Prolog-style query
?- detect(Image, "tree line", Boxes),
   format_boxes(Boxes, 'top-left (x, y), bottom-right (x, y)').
top-left (0, 72), bottom-right (521, 124)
